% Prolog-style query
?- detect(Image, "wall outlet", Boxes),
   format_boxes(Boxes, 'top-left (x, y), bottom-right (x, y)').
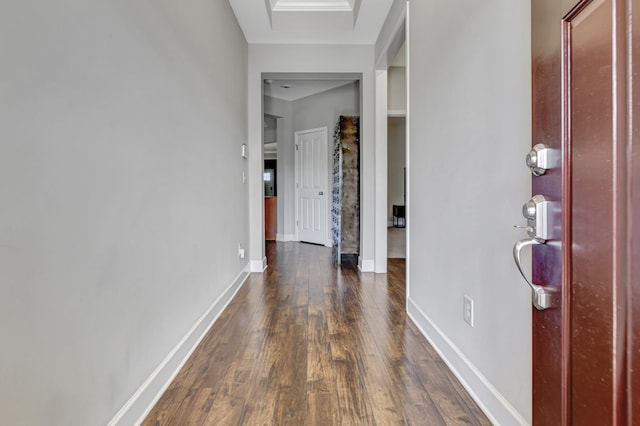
top-left (463, 295), bottom-right (474, 327)
top-left (238, 244), bottom-right (245, 259)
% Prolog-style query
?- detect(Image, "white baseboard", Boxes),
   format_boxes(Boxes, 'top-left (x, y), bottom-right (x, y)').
top-left (276, 233), bottom-right (296, 242)
top-left (358, 257), bottom-right (375, 272)
top-left (107, 269), bottom-right (251, 426)
top-left (250, 257), bottom-right (267, 272)
top-left (407, 298), bottom-right (528, 426)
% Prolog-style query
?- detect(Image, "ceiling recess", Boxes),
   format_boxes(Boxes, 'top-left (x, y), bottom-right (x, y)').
top-left (266, 0), bottom-right (362, 32)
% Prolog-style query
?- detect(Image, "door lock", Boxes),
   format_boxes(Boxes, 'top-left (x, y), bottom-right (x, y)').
top-left (522, 194), bottom-right (551, 241)
top-left (526, 143), bottom-right (558, 176)
top-left (513, 194), bottom-right (556, 310)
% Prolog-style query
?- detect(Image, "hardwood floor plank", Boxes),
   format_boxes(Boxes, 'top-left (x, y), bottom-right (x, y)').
top-left (272, 322), bottom-right (308, 425)
top-left (402, 325), bottom-right (490, 425)
top-left (390, 357), bottom-right (448, 425)
top-left (202, 360), bottom-right (253, 425)
top-left (142, 243), bottom-right (490, 425)
top-left (307, 306), bottom-right (333, 393)
top-left (307, 391), bottom-right (341, 425)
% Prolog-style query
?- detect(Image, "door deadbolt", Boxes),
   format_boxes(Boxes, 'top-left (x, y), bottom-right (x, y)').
top-left (522, 194), bottom-right (551, 241)
top-left (526, 143), bottom-right (558, 176)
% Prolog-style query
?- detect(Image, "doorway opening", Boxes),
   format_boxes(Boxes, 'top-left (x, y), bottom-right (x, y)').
top-left (387, 43), bottom-right (407, 260)
top-left (264, 114), bottom-right (279, 242)
top-left (261, 73), bottom-right (361, 264)
top-left (387, 117), bottom-right (406, 259)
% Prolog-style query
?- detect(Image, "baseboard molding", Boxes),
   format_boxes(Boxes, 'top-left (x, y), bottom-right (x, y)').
top-left (276, 233), bottom-right (296, 242)
top-left (358, 257), bottom-right (375, 272)
top-left (249, 257), bottom-right (267, 272)
top-left (406, 298), bottom-right (529, 426)
top-left (108, 269), bottom-right (251, 426)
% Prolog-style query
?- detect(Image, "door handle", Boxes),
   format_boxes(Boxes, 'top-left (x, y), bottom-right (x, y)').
top-left (319, 191), bottom-right (324, 195)
top-left (513, 238), bottom-right (555, 310)
top-left (513, 194), bottom-right (556, 310)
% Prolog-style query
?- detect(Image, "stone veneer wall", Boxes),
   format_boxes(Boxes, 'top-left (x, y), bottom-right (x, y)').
top-left (338, 115), bottom-right (360, 256)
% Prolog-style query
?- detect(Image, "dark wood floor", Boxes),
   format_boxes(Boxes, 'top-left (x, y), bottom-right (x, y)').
top-left (143, 242), bottom-right (490, 425)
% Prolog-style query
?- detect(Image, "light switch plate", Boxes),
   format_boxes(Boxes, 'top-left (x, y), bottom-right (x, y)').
top-left (463, 295), bottom-right (474, 327)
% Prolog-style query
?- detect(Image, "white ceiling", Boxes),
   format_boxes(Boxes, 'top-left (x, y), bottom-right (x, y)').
top-left (264, 79), bottom-right (356, 101)
top-left (227, 0), bottom-right (394, 44)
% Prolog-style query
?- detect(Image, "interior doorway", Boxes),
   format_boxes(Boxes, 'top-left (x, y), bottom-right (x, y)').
top-left (387, 117), bottom-right (406, 259)
top-left (263, 114), bottom-right (279, 242)
top-left (264, 161), bottom-right (277, 241)
top-left (261, 73), bottom-right (361, 257)
top-left (386, 44), bottom-right (407, 260)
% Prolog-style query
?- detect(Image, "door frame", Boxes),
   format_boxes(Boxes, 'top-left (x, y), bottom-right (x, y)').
top-left (294, 126), bottom-right (331, 246)
top-left (252, 71), bottom-right (367, 273)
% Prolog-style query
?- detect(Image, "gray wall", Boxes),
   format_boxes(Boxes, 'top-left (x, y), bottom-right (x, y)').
top-left (408, 0), bottom-right (533, 423)
top-left (292, 82), bottom-right (360, 134)
top-left (0, 0), bottom-right (248, 424)
top-left (388, 117), bottom-right (406, 222)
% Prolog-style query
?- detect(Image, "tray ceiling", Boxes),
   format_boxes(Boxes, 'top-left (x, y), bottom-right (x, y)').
top-left (227, 0), bottom-right (394, 44)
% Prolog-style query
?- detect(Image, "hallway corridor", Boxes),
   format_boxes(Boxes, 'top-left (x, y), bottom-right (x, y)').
top-left (143, 242), bottom-right (489, 425)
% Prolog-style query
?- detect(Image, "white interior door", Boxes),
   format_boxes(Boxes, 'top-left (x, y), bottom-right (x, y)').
top-left (296, 127), bottom-right (328, 245)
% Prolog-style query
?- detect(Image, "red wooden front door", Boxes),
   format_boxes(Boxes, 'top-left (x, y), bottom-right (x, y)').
top-left (530, 0), bottom-right (638, 423)
top-left (631, 0), bottom-right (640, 420)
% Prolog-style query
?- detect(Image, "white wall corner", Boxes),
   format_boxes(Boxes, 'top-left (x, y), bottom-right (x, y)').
top-left (107, 270), bottom-right (251, 426)
top-left (374, 69), bottom-right (388, 274)
top-left (358, 257), bottom-right (375, 272)
top-left (406, 299), bottom-right (529, 426)
top-left (250, 257), bottom-right (268, 272)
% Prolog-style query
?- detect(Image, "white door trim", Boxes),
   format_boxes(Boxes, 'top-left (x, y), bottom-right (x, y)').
top-left (294, 127), bottom-right (331, 247)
